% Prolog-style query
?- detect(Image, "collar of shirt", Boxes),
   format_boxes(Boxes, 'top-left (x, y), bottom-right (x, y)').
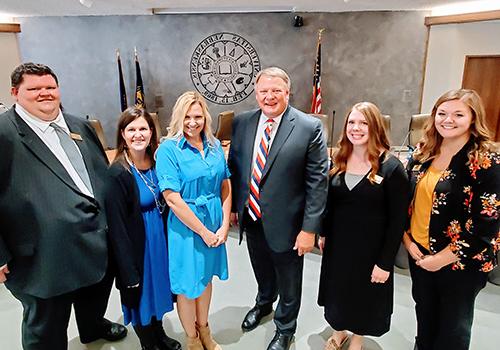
top-left (258, 112), bottom-right (283, 130)
top-left (15, 103), bottom-right (67, 134)
top-left (179, 133), bottom-right (208, 151)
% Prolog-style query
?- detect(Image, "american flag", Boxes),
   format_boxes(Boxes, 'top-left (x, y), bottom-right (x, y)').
top-left (310, 30), bottom-right (323, 114)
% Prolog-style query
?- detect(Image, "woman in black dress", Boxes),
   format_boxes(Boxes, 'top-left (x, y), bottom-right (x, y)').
top-left (318, 102), bottom-right (409, 350)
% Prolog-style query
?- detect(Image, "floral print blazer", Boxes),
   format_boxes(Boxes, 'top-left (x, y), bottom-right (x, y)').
top-left (406, 138), bottom-right (500, 272)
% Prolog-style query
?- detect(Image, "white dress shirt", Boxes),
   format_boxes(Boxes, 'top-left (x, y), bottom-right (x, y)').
top-left (15, 104), bottom-right (94, 197)
top-left (251, 112), bottom-right (284, 168)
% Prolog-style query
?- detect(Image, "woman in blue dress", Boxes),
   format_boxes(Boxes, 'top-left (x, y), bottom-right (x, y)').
top-left (156, 91), bottom-right (231, 350)
top-left (106, 107), bottom-right (181, 350)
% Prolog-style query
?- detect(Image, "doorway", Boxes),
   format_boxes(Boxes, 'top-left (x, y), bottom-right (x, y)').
top-left (462, 55), bottom-right (500, 141)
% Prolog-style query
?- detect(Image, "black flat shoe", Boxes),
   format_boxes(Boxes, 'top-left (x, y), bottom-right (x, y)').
top-left (267, 331), bottom-right (294, 350)
top-left (241, 304), bottom-right (273, 332)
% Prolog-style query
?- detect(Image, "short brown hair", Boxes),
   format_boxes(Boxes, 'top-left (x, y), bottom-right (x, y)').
top-left (11, 63), bottom-right (59, 88)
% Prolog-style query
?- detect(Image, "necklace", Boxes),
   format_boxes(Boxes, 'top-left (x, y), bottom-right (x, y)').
top-left (125, 153), bottom-right (166, 214)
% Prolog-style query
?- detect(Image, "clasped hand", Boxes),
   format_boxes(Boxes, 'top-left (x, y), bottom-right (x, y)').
top-left (200, 227), bottom-right (227, 248)
top-left (404, 240), bottom-right (449, 272)
top-left (415, 255), bottom-right (446, 272)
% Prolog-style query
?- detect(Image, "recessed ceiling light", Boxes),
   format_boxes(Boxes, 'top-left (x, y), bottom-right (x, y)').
top-left (79, 0), bottom-right (93, 8)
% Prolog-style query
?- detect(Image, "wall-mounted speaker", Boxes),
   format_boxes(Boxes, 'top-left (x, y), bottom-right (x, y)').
top-left (293, 15), bottom-right (304, 27)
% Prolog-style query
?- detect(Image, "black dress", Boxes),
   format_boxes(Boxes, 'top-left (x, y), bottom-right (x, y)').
top-left (318, 154), bottom-right (409, 336)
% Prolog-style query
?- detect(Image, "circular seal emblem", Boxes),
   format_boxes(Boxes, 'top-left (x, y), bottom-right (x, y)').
top-left (190, 32), bottom-right (261, 105)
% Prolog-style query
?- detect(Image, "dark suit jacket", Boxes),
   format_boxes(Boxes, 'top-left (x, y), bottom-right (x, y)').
top-left (228, 105), bottom-right (329, 253)
top-left (0, 108), bottom-right (109, 298)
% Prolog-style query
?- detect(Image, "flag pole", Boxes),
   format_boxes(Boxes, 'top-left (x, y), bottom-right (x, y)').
top-left (329, 110), bottom-right (336, 159)
top-left (117, 49), bottom-right (128, 112)
top-left (310, 28), bottom-right (325, 114)
top-left (134, 47), bottom-right (146, 109)
top-left (312, 29), bottom-right (325, 78)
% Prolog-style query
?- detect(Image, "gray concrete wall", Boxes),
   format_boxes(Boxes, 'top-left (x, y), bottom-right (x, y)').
top-left (15, 11), bottom-right (428, 147)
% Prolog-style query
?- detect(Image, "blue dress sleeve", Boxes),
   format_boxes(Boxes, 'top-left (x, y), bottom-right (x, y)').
top-left (156, 140), bottom-right (182, 193)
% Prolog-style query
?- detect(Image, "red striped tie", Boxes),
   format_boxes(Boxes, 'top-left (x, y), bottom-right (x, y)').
top-left (248, 119), bottom-right (275, 221)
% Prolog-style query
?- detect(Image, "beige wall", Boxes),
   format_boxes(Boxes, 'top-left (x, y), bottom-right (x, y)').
top-left (0, 32), bottom-right (21, 106)
top-left (421, 19), bottom-right (500, 113)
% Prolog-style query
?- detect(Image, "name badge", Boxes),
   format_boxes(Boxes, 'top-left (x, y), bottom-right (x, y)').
top-left (374, 174), bottom-right (384, 184)
top-left (70, 133), bottom-right (83, 141)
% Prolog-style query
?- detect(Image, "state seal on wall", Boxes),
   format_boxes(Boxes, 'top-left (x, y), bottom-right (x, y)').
top-left (190, 32), bottom-right (261, 105)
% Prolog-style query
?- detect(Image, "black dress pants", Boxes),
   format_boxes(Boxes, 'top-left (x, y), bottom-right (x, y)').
top-left (409, 247), bottom-right (487, 350)
top-left (9, 268), bottom-right (114, 350)
top-left (244, 211), bottom-right (304, 335)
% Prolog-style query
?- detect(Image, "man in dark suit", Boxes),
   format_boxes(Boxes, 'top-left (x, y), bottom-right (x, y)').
top-left (228, 67), bottom-right (329, 350)
top-left (0, 63), bottom-right (126, 349)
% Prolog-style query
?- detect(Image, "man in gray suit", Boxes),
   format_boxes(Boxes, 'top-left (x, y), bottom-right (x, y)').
top-left (228, 67), bottom-right (328, 350)
top-left (0, 63), bottom-right (126, 349)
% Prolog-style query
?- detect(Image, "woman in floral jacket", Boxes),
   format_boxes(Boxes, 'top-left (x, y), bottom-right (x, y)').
top-left (403, 89), bottom-right (499, 350)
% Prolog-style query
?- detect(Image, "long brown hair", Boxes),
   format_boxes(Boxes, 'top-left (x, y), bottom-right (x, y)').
top-left (331, 102), bottom-right (391, 182)
top-left (113, 107), bottom-right (159, 169)
top-left (414, 89), bottom-right (496, 163)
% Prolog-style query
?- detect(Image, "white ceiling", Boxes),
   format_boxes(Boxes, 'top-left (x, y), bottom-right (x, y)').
top-left (0, 0), bottom-right (494, 17)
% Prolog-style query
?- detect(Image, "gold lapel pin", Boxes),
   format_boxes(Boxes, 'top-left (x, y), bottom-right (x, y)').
top-left (70, 133), bottom-right (83, 141)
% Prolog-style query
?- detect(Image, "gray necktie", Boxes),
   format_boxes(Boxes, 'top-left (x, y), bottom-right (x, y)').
top-left (50, 123), bottom-right (93, 193)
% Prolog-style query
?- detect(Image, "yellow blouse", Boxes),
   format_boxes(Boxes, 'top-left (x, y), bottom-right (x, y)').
top-left (410, 166), bottom-right (442, 250)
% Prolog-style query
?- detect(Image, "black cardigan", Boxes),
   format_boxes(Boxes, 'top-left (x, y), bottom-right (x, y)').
top-left (406, 139), bottom-right (500, 272)
top-left (105, 162), bottom-right (167, 290)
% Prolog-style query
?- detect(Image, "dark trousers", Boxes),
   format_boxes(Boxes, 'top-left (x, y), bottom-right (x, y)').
top-left (409, 247), bottom-right (487, 350)
top-left (9, 269), bottom-right (114, 350)
top-left (244, 211), bottom-right (304, 335)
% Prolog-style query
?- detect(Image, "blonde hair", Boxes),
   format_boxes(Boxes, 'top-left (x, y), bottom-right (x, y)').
top-left (255, 67), bottom-right (291, 90)
top-left (166, 91), bottom-right (217, 147)
top-left (414, 89), bottom-right (497, 163)
top-left (331, 102), bottom-right (391, 183)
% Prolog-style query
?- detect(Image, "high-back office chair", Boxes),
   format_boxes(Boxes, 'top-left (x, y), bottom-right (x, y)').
top-left (382, 114), bottom-right (391, 134)
top-left (409, 113), bottom-right (431, 147)
top-left (148, 112), bottom-right (163, 144)
top-left (88, 118), bottom-right (109, 150)
top-left (309, 113), bottom-right (330, 145)
top-left (0, 102), bottom-right (8, 114)
top-left (215, 110), bottom-right (234, 142)
top-left (395, 113), bottom-right (433, 270)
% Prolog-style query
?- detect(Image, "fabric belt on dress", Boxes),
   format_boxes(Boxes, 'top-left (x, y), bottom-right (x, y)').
top-left (184, 194), bottom-right (217, 224)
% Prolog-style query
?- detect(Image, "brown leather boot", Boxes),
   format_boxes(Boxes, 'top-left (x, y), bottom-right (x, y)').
top-left (196, 323), bottom-right (222, 350)
top-left (186, 332), bottom-right (204, 350)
